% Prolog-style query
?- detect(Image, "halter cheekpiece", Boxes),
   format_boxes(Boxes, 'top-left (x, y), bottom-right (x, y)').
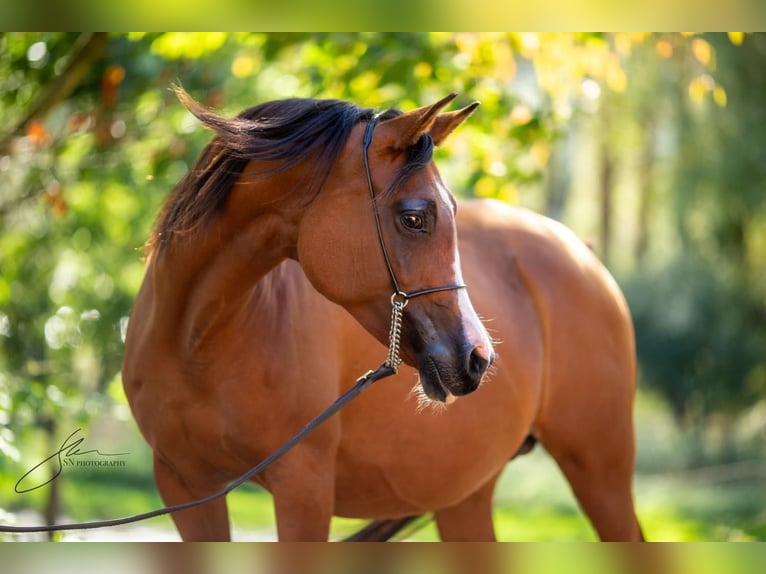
top-left (362, 113), bottom-right (466, 371)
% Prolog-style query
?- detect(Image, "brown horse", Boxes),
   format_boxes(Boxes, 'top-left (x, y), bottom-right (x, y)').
top-left (123, 92), bottom-right (643, 542)
top-left (122, 90), bottom-right (495, 541)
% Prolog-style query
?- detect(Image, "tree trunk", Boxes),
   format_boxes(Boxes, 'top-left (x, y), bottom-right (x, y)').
top-left (599, 137), bottom-right (614, 266)
top-left (635, 118), bottom-right (656, 266)
top-left (0, 32), bottom-right (108, 153)
top-left (544, 125), bottom-right (573, 222)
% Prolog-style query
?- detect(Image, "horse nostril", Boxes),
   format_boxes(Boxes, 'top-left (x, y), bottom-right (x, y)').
top-left (466, 345), bottom-right (491, 388)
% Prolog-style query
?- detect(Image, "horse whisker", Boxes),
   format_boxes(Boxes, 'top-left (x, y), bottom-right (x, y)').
top-left (409, 382), bottom-right (448, 414)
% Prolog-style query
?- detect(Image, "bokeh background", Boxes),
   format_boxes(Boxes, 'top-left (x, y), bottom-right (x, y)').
top-left (1, 32), bottom-right (765, 542)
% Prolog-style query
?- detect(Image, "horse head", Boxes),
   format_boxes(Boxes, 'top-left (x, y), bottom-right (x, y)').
top-left (297, 96), bottom-right (494, 402)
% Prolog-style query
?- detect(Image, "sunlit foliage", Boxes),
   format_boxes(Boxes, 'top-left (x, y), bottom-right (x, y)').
top-left (1, 34), bottom-right (764, 532)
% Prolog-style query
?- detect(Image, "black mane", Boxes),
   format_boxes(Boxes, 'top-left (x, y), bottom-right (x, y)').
top-left (148, 89), bottom-right (433, 254)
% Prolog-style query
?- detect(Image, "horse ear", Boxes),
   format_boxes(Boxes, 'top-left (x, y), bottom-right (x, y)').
top-left (429, 101), bottom-right (480, 146)
top-left (377, 93), bottom-right (458, 150)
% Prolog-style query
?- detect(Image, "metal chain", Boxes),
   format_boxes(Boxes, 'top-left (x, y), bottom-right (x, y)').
top-left (385, 295), bottom-right (408, 371)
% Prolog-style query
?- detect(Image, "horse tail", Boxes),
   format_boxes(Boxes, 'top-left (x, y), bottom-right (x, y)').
top-left (342, 516), bottom-right (421, 541)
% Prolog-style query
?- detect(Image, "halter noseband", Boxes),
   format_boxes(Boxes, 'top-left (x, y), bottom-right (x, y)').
top-left (362, 113), bottom-right (466, 370)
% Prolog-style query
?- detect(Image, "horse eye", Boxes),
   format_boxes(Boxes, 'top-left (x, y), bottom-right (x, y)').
top-left (401, 213), bottom-right (425, 231)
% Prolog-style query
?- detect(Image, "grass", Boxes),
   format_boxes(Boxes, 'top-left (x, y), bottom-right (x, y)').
top-left (39, 440), bottom-right (763, 542)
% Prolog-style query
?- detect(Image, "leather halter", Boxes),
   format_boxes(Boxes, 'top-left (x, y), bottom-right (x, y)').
top-left (362, 113), bottom-right (466, 305)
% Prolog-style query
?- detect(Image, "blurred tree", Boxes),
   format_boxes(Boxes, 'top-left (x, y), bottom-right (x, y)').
top-left (1, 33), bottom-right (763, 528)
top-left (612, 33), bottom-right (766, 433)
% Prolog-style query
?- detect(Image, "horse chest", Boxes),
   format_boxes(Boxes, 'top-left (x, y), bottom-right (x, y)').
top-left (332, 383), bottom-right (530, 517)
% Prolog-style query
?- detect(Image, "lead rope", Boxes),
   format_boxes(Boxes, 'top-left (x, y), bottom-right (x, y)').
top-left (0, 367), bottom-right (398, 535)
top-left (0, 252), bottom-right (411, 535)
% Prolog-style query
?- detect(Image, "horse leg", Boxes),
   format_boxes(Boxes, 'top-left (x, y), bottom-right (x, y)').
top-left (153, 453), bottom-right (231, 541)
top-left (433, 475), bottom-right (499, 541)
top-left (267, 450), bottom-right (336, 541)
top-left (540, 424), bottom-right (643, 541)
top-left (552, 448), bottom-right (643, 541)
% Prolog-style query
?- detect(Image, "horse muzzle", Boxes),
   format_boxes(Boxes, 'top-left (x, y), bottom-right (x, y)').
top-left (413, 341), bottom-right (494, 403)
top-left (399, 292), bottom-right (494, 403)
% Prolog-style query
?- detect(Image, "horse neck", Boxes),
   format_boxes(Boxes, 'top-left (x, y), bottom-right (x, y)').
top-left (147, 173), bottom-right (302, 352)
